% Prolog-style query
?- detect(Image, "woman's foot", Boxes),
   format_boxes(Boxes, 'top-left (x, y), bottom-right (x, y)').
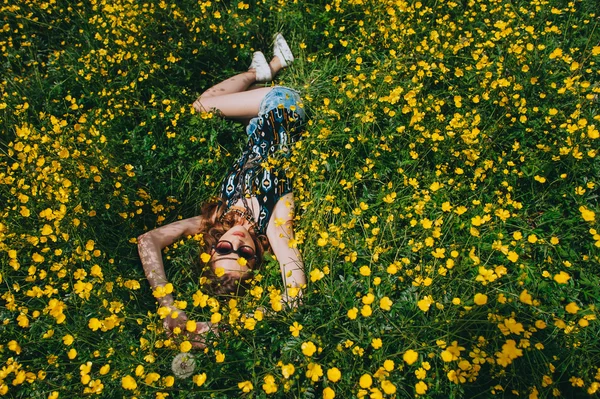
top-left (273, 33), bottom-right (294, 68)
top-left (249, 51), bottom-right (272, 82)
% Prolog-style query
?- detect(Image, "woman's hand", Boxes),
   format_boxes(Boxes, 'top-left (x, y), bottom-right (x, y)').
top-left (162, 306), bottom-right (189, 333)
top-left (163, 308), bottom-right (219, 349)
top-left (138, 216), bottom-right (212, 346)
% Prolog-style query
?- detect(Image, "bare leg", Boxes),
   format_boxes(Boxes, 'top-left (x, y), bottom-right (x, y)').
top-left (193, 57), bottom-right (284, 119)
top-left (194, 87), bottom-right (273, 119)
top-left (200, 71), bottom-right (257, 99)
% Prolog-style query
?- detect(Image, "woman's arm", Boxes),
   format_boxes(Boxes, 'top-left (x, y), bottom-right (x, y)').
top-left (137, 216), bottom-right (204, 328)
top-left (266, 193), bottom-right (306, 305)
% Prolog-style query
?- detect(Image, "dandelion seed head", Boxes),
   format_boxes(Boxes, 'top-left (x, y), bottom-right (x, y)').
top-left (172, 352), bottom-right (196, 379)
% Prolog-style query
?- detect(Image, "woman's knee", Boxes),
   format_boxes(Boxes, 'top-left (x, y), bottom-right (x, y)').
top-left (193, 96), bottom-right (218, 114)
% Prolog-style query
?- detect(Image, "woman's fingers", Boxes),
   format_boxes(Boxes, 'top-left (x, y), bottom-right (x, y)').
top-left (162, 309), bottom-right (189, 335)
top-left (193, 99), bottom-right (204, 113)
top-left (190, 334), bottom-right (207, 349)
top-left (195, 321), bottom-right (212, 333)
top-left (162, 319), bottom-right (218, 350)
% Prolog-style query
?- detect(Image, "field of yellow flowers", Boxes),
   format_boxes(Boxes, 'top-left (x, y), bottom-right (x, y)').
top-left (1, 0), bottom-right (599, 397)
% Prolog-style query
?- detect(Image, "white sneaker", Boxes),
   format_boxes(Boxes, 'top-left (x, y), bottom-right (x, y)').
top-left (249, 51), bottom-right (272, 82)
top-left (273, 33), bottom-right (294, 68)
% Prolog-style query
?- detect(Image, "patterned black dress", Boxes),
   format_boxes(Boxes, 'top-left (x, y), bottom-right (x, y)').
top-left (219, 87), bottom-right (306, 234)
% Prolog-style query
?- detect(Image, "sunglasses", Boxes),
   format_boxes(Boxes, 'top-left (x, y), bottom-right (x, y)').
top-left (212, 240), bottom-right (256, 260)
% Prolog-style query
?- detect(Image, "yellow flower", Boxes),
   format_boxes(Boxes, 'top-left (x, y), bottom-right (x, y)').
top-left (301, 341), bottom-right (317, 356)
top-left (565, 302), bottom-right (580, 314)
top-left (193, 373), bottom-right (207, 387)
top-left (244, 317), bottom-right (256, 330)
top-left (145, 372), bottom-right (160, 384)
top-left (290, 322), bottom-right (303, 337)
top-left (417, 296), bottom-right (433, 312)
top-left (214, 267), bottom-right (225, 277)
top-left (579, 206), bottom-right (595, 222)
top-left (369, 388), bottom-right (383, 399)
top-left (16, 313), bottom-right (28, 328)
top-left (474, 293), bottom-right (488, 305)
top-left (121, 375), bottom-right (137, 390)
top-left (441, 350), bottom-right (454, 362)
top-left (215, 350), bottom-right (225, 363)
top-left (496, 340), bottom-right (523, 367)
top-left (500, 318), bottom-right (524, 335)
top-left (383, 360), bottom-right (394, 371)
top-left (262, 374), bottom-right (277, 394)
top-left (379, 297), bottom-right (393, 311)
top-left (359, 374), bottom-right (372, 388)
top-left (403, 349), bottom-right (419, 365)
top-left (200, 253), bottom-right (211, 263)
top-left (135, 365), bottom-right (145, 376)
top-left (441, 341), bottom-right (465, 362)
top-left (362, 293), bottom-right (375, 305)
top-left (317, 232), bottom-right (328, 246)
top-left (281, 363), bottom-right (295, 379)
top-left (323, 387), bottom-right (336, 399)
top-left (310, 268), bottom-right (325, 282)
top-left (8, 340), bottom-right (22, 354)
top-left (432, 248), bottom-right (446, 258)
top-left (327, 367), bottom-right (341, 382)
top-left (306, 362), bottom-right (323, 382)
top-left (513, 231), bottom-right (523, 240)
top-left (535, 320), bottom-right (547, 329)
top-left (180, 341), bottom-right (192, 353)
top-left (371, 338), bottom-right (382, 349)
top-left (164, 376), bottom-right (175, 387)
top-left (415, 381), bottom-right (428, 394)
top-left (519, 289), bottom-right (533, 305)
top-left (507, 251), bottom-right (519, 263)
top-left (361, 305), bottom-right (372, 317)
top-left (153, 283), bottom-right (173, 298)
top-left (238, 380), bottom-right (253, 393)
top-left (553, 271), bottom-right (570, 284)
top-left (381, 380), bottom-right (396, 394)
top-left (186, 320), bottom-right (197, 332)
top-left (549, 47), bottom-right (563, 59)
top-left (347, 307), bottom-right (358, 319)
top-left (62, 334), bottom-right (74, 346)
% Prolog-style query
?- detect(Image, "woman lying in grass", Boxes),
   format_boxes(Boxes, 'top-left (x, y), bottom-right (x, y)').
top-left (138, 34), bottom-right (306, 345)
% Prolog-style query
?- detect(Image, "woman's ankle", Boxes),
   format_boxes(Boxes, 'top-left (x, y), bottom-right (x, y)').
top-left (269, 57), bottom-right (283, 77)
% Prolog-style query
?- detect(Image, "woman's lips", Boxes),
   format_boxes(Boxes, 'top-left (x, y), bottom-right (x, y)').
top-left (232, 231), bottom-right (246, 238)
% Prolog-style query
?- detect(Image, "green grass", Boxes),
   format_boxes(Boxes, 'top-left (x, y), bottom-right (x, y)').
top-left (1, 0), bottom-right (599, 398)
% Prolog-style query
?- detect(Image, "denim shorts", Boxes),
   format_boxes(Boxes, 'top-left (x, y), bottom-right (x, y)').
top-left (246, 86), bottom-right (305, 136)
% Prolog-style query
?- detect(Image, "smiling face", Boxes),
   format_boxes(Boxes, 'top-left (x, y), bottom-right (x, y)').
top-left (210, 225), bottom-right (257, 276)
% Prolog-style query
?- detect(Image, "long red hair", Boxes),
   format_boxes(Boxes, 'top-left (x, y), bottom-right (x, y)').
top-left (197, 198), bottom-right (269, 297)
